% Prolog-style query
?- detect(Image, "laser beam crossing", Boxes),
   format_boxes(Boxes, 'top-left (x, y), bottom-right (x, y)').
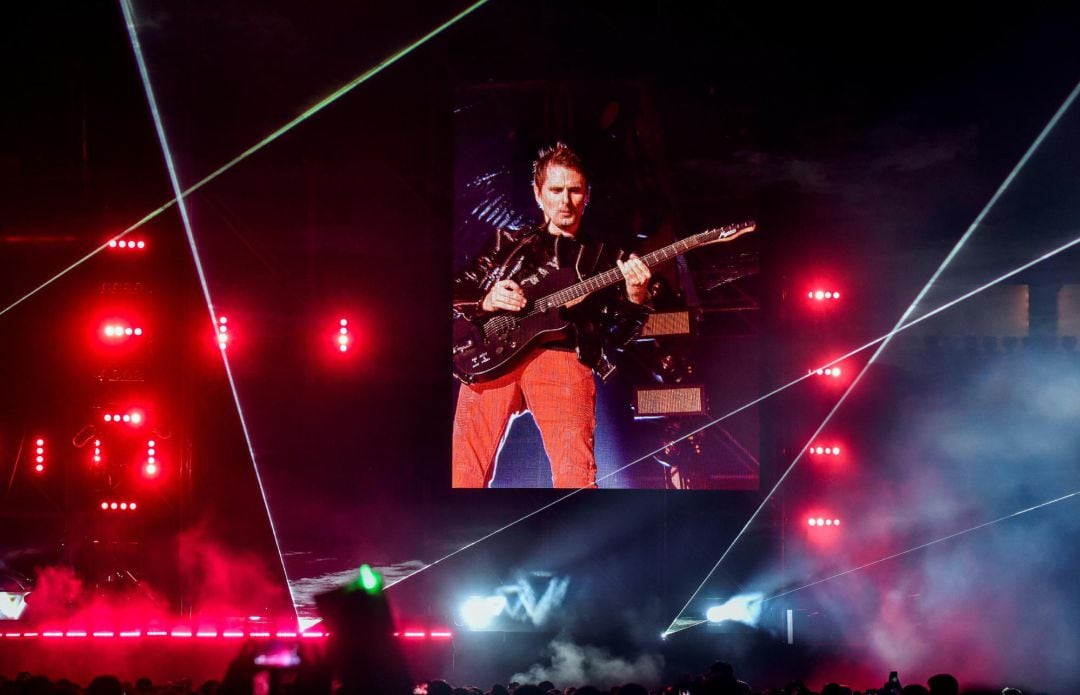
top-left (661, 489), bottom-right (1080, 637)
top-left (120, 0), bottom-right (299, 619)
top-left (387, 224), bottom-right (1080, 591)
top-left (0, 0), bottom-right (493, 321)
top-left (763, 490), bottom-right (1080, 603)
top-left (661, 78), bottom-right (1080, 636)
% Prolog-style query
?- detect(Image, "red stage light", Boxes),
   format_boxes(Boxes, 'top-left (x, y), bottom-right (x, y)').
top-left (108, 238), bottom-right (146, 251)
top-left (810, 444), bottom-right (841, 456)
top-left (101, 321), bottom-right (146, 343)
top-left (110, 503), bottom-right (118, 510)
top-left (808, 288), bottom-right (841, 302)
top-left (337, 318), bottom-right (352, 352)
top-left (217, 316), bottom-right (229, 349)
top-left (103, 408), bottom-right (146, 428)
top-left (144, 462), bottom-right (158, 477)
top-left (101, 502), bottom-right (109, 510)
top-left (33, 438), bottom-right (45, 473)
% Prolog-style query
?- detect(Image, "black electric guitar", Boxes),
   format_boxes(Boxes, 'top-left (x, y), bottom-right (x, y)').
top-left (452, 220), bottom-right (756, 383)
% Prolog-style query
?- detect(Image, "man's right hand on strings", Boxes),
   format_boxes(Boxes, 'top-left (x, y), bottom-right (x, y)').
top-left (482, 279), bottom-right (527, 312)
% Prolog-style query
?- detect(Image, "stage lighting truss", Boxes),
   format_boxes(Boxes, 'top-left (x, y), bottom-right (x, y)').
top-left (32, 438), bottom-right (45, 474)
top-left (337, 318), bottom-right (352, 352)
top-left (108, 239), bottom-right (147, 251)
top-left (100, 500), bottom-right (138, 512)
top-left (217, 316), bottom-right (228, 349)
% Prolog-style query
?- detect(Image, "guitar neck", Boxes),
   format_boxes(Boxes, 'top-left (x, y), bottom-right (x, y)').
top-left (538, 225), bottom-right (742, 309)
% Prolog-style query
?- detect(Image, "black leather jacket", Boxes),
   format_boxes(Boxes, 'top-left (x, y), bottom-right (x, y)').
top-left (453, 225), bottom-right (650, 380)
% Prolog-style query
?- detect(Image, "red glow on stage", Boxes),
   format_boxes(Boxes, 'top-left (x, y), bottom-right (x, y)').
top-left (804, 510), bottom-right (843, 550)
top-left (0, 628), bottom-right (328, 641)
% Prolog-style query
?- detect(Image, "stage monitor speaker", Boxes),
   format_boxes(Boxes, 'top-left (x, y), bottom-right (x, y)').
top-left (634, 385), bottom-right (705, 416)
top-left (640, 311), bottom-right (692, 337)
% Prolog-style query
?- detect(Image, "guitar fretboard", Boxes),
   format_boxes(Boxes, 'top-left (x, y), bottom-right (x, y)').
top-left (533, 223), bottom-right (750, 312)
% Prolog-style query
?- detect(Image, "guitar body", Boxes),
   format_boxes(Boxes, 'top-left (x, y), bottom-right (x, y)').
top-left (453, 266), bottom-right (581, 383)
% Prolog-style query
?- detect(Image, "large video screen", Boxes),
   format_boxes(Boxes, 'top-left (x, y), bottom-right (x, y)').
top-left (451, 84), bottom-right (761, 490)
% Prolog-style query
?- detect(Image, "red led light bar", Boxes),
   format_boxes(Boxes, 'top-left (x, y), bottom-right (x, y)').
top-left (108, 239), bottom-right (147, 250)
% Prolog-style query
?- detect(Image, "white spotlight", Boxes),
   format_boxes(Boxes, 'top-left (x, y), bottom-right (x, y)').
top-left (705, 593), bottom-right (764, 626)
top-left (461, 595), bottom-right (507, 630)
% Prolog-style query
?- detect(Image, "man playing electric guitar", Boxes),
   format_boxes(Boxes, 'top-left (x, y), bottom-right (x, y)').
top-left (452, 143), bottom-right (652, 488)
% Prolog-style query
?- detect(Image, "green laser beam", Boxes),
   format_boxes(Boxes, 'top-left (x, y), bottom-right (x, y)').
top-left (0, 0), bottom-right (493, 321)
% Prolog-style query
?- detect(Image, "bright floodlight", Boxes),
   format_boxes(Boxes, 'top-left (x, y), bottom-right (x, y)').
top-left (461, 595), bottom-right (507, 630)
top-left (705, 593), bottom-right (763, 626)
top-left (0, 591), bottom-right (29, 620)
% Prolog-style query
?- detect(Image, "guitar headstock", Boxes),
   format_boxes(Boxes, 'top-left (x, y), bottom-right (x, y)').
top-left (696, 220), bottom-right (757, 246)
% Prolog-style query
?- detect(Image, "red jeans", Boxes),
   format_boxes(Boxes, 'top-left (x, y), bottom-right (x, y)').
top-left (452, 349), bottom-right (597, 488)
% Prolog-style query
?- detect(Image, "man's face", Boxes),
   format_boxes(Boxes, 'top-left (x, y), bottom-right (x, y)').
top-left (534, 164), bottom-right (588, 235)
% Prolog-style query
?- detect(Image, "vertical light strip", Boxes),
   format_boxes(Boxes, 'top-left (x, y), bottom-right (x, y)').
top-left (120, 0), bottom-right (298, 621)
top-left (662, 79), bottom-right (1080, 636)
